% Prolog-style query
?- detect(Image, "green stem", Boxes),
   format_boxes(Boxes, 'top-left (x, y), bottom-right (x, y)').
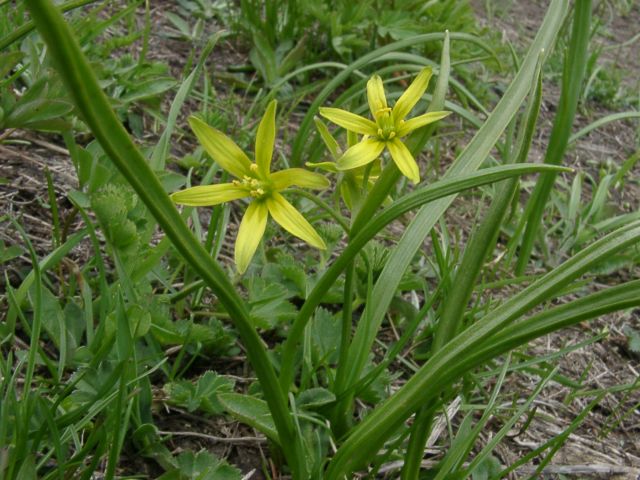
top-left (23, 2), bottom-right (306, 477)
top-left (280, 162), bottom-right (400, 394)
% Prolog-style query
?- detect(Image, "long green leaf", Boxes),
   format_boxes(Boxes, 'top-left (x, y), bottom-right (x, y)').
top-left (22, 2), bottom-right (307, 478)
top-left (402, 47), bottom-right (546, 480)
top-left (515, 0), bottom-right (592, 273)
top-left (279, 164), bottom-right (569, 391)
top-left (326, 219), bottom-right (640, 477)
top-left (341, 0), bottom-right (569, 406)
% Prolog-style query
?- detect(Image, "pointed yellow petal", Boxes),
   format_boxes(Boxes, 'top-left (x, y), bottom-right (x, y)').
top-left (255, 100), bottom-right (277, 177)
top-left (397, 111), bottom-right (451, 137)
top-left (188, 116), bottom-right (252, 179)
top-left (336, 138), bottom-right (385, 171)
top-left (271, 168), bottom-right (330, 190)
top-left (393, 67), bottom-right (433, 122)
top-left (234, 200), bottom-right (268, 274)
top-left (319, 107), bottom-right (378, 136)
top-left (366, 74), bottom-right (388, 118)
top-left (266, 192), bottom-right (326, 249)
top-left (170, 183), bottom-right (249, 206)
top-left (387, 138), bottom-right (420, 183)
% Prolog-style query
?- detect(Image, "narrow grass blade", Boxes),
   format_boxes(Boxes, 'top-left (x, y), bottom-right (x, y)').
top-left (515, 0), bottom-right (592, 274)
top-left (326, 220), bottom-right (640, 477)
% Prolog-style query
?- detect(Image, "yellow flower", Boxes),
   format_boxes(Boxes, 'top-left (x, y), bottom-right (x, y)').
top-left (319, 68), bottom-right (450, 183)
top-left (171, 100), bottom-right (328, 273)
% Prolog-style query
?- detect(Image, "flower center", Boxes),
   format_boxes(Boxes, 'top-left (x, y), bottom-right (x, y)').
top-left (233, 174), bottom-right (269, 198)
top-left (374, 108), bottom-right (396, 141)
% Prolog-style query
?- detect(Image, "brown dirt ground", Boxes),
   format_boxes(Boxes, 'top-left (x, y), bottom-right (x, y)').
top-left (1, 1), bottom-right (639, 479)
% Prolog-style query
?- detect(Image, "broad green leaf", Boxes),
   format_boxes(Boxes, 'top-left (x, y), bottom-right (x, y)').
top-left (218, 393), bottom-right (279, 443)
top-left (297, 388), bottom-right (336, 410)
top-left (164, 372), bottom-right (234, 415)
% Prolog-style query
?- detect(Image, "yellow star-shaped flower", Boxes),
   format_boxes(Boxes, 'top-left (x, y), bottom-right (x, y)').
top-left (319, 68), bottom-right (450, 183)
top-left (171, 100), bottom-right (328, 273)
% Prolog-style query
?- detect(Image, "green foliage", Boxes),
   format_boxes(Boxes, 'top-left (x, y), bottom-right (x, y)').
top-left (3, 0), bottom-right (639, 478)
top-left (164, 371), bottom-right (235, 414)
top-left (158, 450), bottom-right (242, 480)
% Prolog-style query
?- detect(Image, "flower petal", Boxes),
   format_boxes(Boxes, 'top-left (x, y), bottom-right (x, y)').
top-left (255, 99), bottom-right (277, 177)
top-left (271, 168), bottom-right (330, 190)
top-left (393, 67), bottom-right (433, 123)
top-left (319, 107), bottom-right (378, 136)
top-left (336, 138), bottom-right (385, 171)
top-left (397, 110), bottom-right (451, 137)
top-left (387, 138), bottom-right (420, 183)
top-left (367, 74), bottom-right (388, 118)
top-left (170, 184), bottom-right (249, 206)
top-left (235, 200), bottom-right (269, 274)
top-left (189, 116), bottom-right (252, 179)
top-left (267, 192), bottom-right (326, 249)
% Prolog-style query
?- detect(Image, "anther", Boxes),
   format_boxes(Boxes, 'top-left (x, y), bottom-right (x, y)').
top-left (250, 163), bottom-right (259, 172)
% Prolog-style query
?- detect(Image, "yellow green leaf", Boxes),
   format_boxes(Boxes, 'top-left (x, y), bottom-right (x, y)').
top-left (255, 99), bottom-right (277, 177)
top-left (336, 138), bottom-right (385, 171)
top-left (387, 138), bottom-right (420, 183)
top-left (319, 107), bottom-right (378, 136)
top-left (306, 161), bottom-right (340, 173)
top-left (188, 116), bottom-right (252, 179)
top-left (313, 116), bottom-right (342, 159)
top-left (366, 74), bottom-right (388, 119)
top-left (170, 183), bottom-right (249, 206)
top-left (234, 200), bottom-right (269, 273)
top-left (271, 168), bottom-right (330, 190)
top-left (397, 110), bottom-right (451, 137)
top-left (393, 67), bottom-right (433, 122)
top-left (267, 192), bottom-right (326, 249)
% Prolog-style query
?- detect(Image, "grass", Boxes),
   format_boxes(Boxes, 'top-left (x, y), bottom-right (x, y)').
top-left (1, 0), bottom-right (640, 479)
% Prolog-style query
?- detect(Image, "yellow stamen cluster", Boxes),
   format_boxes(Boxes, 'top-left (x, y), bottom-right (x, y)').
top-left (375, 109), bottom-right (396, 141)
top-left (233, 175), bottom-right (268, 198)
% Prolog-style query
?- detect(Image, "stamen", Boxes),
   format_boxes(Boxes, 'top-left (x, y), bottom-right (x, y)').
top-left (250, 163), bottom-right (259, 172)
